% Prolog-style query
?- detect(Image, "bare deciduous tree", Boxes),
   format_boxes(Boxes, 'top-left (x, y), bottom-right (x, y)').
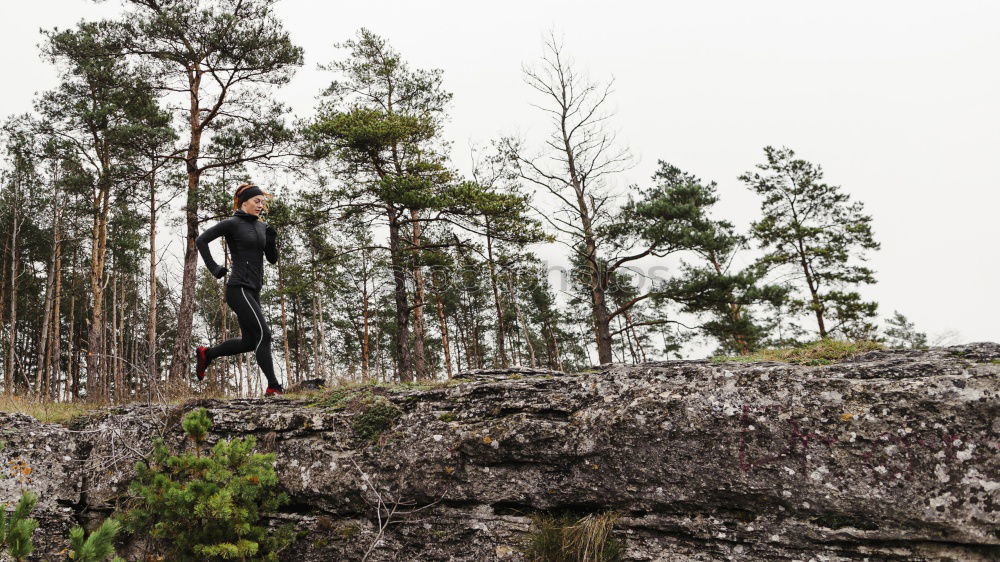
top-left (507, 34), bottom-right (632, 364)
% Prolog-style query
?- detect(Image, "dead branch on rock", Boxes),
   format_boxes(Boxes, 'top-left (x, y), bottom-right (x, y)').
top-left (350, 458), bottom-right (448, 561)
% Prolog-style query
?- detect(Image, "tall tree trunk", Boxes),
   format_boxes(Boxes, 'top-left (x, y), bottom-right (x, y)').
top-left (387, 206), bottom-right (412, 382)
top-left (410, 210), bottom-right (428, 380)
top-left (558, 95), bottom-right (615, 364)
top-left (278, 263), bottom-right (293, 385)
top-left (543, 320), bottom-right (563, 371)
top-left (591, 284), bottom-right (614, 364)
top-left (310, 291), bottom-right (319, 380)
top-left (37, 182), bottom-right (60, 396)
top-left (113, 273), bottom-right (126, 402)
top-left (118, 275), bottom-right (128, 401)
top-left (507, 272), bottom-right (537, 367)
top-left (69, 295), bottom-right (78, 400)
top-left (0, 239), bottom-right (7, 393)
top-left (317, 295), bottom-right (326, 382)
top-left (360, 270), bottom-right (371, 381)
top-left (472, 307), bottom-right (484, 369)
top-left (312, 291), bottom-right (326, 381)
top-left (429, 273), bottom-right (452, 379)
top-left (484, 226), bottom-right (508, 367)
top-left (111, 272), bottom-right (118, 401)
top-left (170, 169), bottom-right (202, 381)
top-left (6, 176), bottom-right (21, 394)
top-left (169, 66), bottom-right (206, 382)
top-left (49, 229), bottom-right (63, 400)
top-left (508, 320), bottom-right (520, 366)
top-left (147, 168), bottom-right (159, 398)
top-left (795, 239), bottom-right (827, 337)
top-left (38, 280), bottom-right (54, 396)
top-left (293, 294), bottom-right (302, 379)
top-left (568, 176), bottom-right (614, 364)
top-left (452, 314), bottom-right (465, 373)
top-left (374, 315), bottom-right (386, 383)
top-left (86, 178), bottom-right (112, 400)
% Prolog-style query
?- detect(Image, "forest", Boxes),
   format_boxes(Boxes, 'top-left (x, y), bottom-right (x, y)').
top-left (0, 0), bottom-right (928, 403)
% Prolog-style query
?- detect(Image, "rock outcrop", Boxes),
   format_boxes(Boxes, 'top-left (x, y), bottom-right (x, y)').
top-left (2, 344), bottom-right (999, 561)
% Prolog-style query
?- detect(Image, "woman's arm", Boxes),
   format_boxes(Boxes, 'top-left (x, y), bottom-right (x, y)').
top-left (196, 220), bottom-right (230, 278)
top-left (264, 224), bottom-right (279, 264)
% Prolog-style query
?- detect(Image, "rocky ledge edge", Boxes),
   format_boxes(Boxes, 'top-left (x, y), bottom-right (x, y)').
top-left (1, 343), bottom-right (998, 561)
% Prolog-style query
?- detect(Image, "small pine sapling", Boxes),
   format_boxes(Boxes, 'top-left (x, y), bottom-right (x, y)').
top-left (181, 406), bottom-right (211, 455)
top-left (67, 517), bottom-right (124, 561)
top-left (124, 408), bottom-right (290, 561)
top-left (0, 490), bottom-right (39, 561)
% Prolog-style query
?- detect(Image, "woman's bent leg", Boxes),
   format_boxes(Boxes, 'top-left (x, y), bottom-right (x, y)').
top-left (206, 285), bottom-right (258, 360)
top-left (242, 288), bottom-right (280, 389)
top-left (203, 285), bottom-right (279, 390)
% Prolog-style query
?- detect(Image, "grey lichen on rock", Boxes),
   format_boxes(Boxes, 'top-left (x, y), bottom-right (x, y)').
top-left (2, 344), bottom-right (999, 561)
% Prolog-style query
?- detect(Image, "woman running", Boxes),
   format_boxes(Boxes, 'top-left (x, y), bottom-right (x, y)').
top-left (194, 183), bottom-right (283, 395)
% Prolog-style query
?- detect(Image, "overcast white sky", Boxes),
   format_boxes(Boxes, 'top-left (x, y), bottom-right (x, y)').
top-left (2, 0), bottom-right (998, 349)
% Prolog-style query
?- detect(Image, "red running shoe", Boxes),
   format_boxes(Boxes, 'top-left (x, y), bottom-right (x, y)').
top-left (265, 385), bottom-right (284, 396)
top-left (195, 346), bottom-right (209, 380)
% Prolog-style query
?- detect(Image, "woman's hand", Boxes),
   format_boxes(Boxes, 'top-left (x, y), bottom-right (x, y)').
top-left (213, 265), bottom-right (228, 279)
top-left (265, 224), bottom-right (277, 239)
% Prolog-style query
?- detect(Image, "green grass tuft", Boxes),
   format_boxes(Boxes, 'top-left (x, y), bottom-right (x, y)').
top-left (711, 339), bottom-right (884, 366)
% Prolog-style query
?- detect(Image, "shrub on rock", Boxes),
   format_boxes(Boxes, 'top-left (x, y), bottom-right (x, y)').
top-left (123, 408), bottom-right (290, 561)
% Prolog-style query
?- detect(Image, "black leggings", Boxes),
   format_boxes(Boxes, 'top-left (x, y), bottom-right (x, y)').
top-left (206, 285), bottom-right (279, 388)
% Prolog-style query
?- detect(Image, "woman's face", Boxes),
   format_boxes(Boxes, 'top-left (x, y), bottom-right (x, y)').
top-left (241, 195), bottom-right (265, 216)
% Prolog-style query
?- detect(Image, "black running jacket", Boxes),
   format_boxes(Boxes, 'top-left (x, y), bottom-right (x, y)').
top-left (196, 210), bottom-right (279, 291)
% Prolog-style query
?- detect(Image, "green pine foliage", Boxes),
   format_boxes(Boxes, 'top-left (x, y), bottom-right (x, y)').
top-left (883, 311), bottom-right (928, 349)
top-left (648, 163), bottom-right (788, 355)
top-left (740, 147), bottom-right (880, 340)
top-left (123, 408), bottom-right (290, 561)
top-left (67, 517), bottom-right (124, 562)
top-left (0, 490), bottom-right (38, 561)
top-left (181, 406), bottom-right (211, 448)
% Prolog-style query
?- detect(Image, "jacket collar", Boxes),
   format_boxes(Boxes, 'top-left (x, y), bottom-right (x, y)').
top-left (233, 210), bottom-right (260, 221)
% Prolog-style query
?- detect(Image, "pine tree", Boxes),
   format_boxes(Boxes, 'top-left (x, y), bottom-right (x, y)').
top-left (740, 146), bottom-right (880, 339)
top-left (0, 490), bottom-right (38, 561)
top-left (304, 28), bottom-right (448, 382)
top-left (652, 164), bottom-right (787, 354)
top-left (107, 0), bottom-right (304, 383)
top-left (124, 408), bottom-right (290, 560)
top-left (67, 518), bottom-right (125, 562)
top-left (307, 29), bottom-right (534, 381)
top-left (0, 119), bottom-right (51, 395)
top-left (38, 21), bottom-right (174, 400)
top-left (883, 311), bottom-right (928, 349)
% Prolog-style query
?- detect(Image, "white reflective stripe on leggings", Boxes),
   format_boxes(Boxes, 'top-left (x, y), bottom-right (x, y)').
top-left (241, 287), bottom-right (265, 354)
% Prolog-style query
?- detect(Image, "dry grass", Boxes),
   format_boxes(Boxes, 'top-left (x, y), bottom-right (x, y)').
top-left (712, 339), bottom-right (884, 366)
top-left (0, 394), bottom-right (96, 425)
top-left (0, 379), bottom-right (240, 425)
top-left (301, 377), bottom-right (463, 406)
top-left (525, 511), bottom-right (623, 562)
top-left (0, 375), bottom-right (463, 425)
